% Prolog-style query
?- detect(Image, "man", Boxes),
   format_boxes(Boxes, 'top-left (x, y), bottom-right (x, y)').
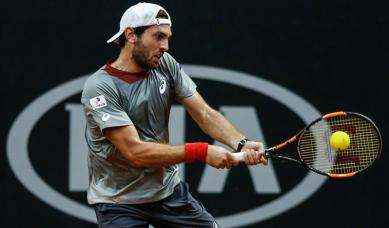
top-left (81, 2), bottom-right (268, 227)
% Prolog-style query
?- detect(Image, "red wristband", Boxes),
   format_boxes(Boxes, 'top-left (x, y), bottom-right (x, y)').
top-left (185, 143), bottom-right (208, 162)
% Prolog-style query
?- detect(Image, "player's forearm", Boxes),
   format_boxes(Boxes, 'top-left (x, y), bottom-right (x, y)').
top-left (104, 126), bottom-right (186, 168)
top-left (197, 107), bottom-right (245, 150)
top-left (121, 140), bottom-right (185, 168)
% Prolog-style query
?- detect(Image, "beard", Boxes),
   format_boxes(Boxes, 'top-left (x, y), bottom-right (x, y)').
top-left (132, 39), bottom-right (160, 70)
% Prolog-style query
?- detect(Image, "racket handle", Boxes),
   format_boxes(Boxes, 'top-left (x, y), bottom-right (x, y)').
top-left (232, 150), bottom-right (271, 162)
top-left (231, 152), bottom-right (244, 161)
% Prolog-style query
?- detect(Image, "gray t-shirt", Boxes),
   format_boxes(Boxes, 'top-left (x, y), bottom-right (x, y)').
top-left (81, 53), bottom-right (197, 204)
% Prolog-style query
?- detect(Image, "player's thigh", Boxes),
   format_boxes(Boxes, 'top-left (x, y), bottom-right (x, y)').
top-left (152, 182), bottom-right (219, 228)
top-left (159, 200), bottom-right (218, 228)
top-left (94, 203), bottom-right (150, 228)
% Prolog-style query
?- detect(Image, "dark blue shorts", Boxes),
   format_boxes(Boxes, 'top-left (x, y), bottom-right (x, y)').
top-left (93, 182), bottom-right (219, 228)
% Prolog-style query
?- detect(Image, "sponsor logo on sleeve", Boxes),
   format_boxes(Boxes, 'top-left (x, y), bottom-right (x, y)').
top-left (89, 95), bottom-right (107, 110)
top-left (101, 113), bottom-right (111, 122)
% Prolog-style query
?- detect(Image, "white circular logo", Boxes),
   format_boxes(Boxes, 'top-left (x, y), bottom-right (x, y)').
top-left (101, 113), bottom-right (111, 122)
top-left (6, 65), bottom-right (326, 227)
top-left (159, 79), bottom-right (167, 94)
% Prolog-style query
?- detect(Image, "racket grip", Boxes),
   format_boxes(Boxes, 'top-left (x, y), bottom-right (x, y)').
top-left (231, 152), bottom-right (244, 161)
top-left (264, 149), bottom-right (271, 158)
top-left (232, 150), bottom-right (271, 162)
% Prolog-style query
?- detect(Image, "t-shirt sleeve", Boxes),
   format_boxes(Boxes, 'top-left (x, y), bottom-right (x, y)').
top-left (162, 53), bottom-right (197, 99)
top-left (81, 74), bottom-right (132, 131)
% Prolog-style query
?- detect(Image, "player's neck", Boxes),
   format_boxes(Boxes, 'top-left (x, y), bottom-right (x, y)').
top-left (111, 48), bottom-right (145, 73)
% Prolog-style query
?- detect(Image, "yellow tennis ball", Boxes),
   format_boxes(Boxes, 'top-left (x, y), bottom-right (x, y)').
top-left (330, 131), bottom-right (350, 151)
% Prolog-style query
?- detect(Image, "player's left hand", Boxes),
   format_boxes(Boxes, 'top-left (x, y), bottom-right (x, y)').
top-left (242, 141), bottom-right (268, 166)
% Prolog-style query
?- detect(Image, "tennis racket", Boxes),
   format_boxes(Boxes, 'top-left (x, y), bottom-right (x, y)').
top-left (232, 111), bottom-right (382, 178)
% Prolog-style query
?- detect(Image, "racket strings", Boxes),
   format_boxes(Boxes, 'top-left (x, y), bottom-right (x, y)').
top-left (298, 115), bottom-right (380, 175)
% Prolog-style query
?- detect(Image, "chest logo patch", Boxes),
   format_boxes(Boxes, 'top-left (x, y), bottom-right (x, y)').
top-left (89, 95), bottom-right (107, 110)
top-left (159, 79), bottom-right (166, 94)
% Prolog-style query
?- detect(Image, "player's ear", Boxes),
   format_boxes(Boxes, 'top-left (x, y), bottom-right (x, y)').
top-left (124, 28), bottom-right (136, 44)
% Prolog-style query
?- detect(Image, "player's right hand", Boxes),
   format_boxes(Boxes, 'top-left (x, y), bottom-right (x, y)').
top-left (206, 145), bottom-right (240, 169)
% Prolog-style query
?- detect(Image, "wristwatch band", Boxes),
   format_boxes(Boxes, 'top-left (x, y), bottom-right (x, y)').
top-left (236, 138), bottom-right (249, 152)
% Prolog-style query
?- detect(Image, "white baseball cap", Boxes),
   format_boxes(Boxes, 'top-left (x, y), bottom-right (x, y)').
top-left (107, 2), bottom-right (172, 43)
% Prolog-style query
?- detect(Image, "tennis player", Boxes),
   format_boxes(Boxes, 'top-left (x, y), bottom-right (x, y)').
top-left (81, 2), bottom-right (268, 227)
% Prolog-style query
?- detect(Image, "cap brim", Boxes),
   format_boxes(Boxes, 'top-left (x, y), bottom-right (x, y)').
top-left (106, 30), bottom-right (123, 44)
